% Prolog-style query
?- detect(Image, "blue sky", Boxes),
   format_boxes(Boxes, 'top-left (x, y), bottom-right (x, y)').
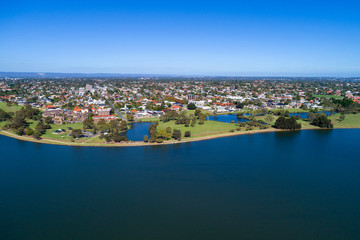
top-left (1, 0), bottom-right (360, 76)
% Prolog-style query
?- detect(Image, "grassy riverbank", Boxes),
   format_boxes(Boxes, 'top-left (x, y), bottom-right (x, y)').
top-left (1, 111), bottom-right (360, 147)
top-left (157, 120), bottom-right (236, 138)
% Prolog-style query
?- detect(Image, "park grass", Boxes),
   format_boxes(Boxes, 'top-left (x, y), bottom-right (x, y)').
top-left (185, 109), bottom-right (211, 115)
top-left (329, 113), bottom-right (360, 128)
top-left (0, 119), bottom-right (84, 140)
top-left (84, 136), bottom-right (105, 143)
top-left (2, 111), bottom-right (359, 146)
top-left (0, 102), bottom-right (22, 112)
top-left (157, 120), bottom-right (236, 138)
top-left (296, 113), bottom-right (360, 129)
top-left (41, 122), bottom-right (84, 140)
top-left (0, 121), bottom-right (6, 128)
top-left (253, 115), bottom-right (277, 125)
top-left (297, 119), bottom-right (319, 129)
top-left (138, 117), bottom-right (160, 122)
top-left (313, 95), bottom-right (343, 99)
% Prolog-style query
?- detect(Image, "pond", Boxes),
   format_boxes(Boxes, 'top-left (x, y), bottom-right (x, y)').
top-left (207, 114), bottom-right (250, 123)
top-left (125, 122), bottom-right (153, 141)
top-left (290, 111), bottom-right (332, 119)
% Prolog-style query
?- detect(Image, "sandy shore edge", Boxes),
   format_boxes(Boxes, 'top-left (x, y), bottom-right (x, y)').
top-left (0, 127), bottom-right (359, 147)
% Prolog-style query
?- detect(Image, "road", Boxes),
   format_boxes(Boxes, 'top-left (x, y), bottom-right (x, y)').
top-left (106, 98), bottom-right (126, 121)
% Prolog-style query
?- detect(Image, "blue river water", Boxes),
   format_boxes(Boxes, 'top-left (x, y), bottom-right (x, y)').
top-left (1, 129), bottom-right (360, 239)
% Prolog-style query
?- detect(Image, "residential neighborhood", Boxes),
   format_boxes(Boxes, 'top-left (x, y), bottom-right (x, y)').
top-left (1, 77), bottom-right (359, 126)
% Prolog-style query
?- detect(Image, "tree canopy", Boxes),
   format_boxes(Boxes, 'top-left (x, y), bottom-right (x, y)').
top-left (273, 116), bottom-right (301, 130)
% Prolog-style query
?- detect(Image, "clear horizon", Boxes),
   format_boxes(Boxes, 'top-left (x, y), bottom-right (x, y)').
top-left (1, 0), bottom-right (360, 76)
top-left (1, 71), bottom-right (360, 78)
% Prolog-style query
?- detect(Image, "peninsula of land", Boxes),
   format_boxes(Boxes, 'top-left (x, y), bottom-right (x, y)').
top-left (1, 78), bottom-right (359, 147)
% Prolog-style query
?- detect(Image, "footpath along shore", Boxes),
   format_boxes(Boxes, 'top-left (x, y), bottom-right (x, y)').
top-left (1, 126), bottom-right (359, 147)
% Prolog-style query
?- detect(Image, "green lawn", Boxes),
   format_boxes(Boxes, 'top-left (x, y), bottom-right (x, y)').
top-left (139, 117), bottom-right (160, 122)
top-left (0, 121), bottom-right (6, 128)
top-left (253, 115), bottom-right (277, 125)
top-left (157, 120), bottom-right (236, 138)
top-left (313, 95), bottom-right (343, 99)
top-left (0, 102), bottom-right (23, 112)
top-left (0, 119), bottom-right (83, 140)
top-left (330, 113), bottom-right (360, 128)
top-left (297, 119), bottom-right (319, 129)
top-left (185, 109), bottom-right (211, 115)
top-left (41, 123), bottom-right (84, 140)
top-left (294, 113), bottom-right (360, 129)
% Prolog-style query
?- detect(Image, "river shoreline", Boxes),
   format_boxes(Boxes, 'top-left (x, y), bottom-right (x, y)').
top-left (1, 126), bottom-right (359, 147)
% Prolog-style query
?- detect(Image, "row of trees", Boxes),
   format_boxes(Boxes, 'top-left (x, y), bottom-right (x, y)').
top-left (1, 105), bottom-right (46, 138)
top-left (145, 123), bottom-right (191, 143)
top-left (160, 109), bottom-right (208, 127)
top-left (89, 119), bottom-right (129, 142)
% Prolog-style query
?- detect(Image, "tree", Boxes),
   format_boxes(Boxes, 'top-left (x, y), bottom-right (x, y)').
top-left (311, 115), bottom-right (333, 128)
top-left (25, 127), bottom-right (35, 136)
top-left (197, 112), bottom-right (206, 125)
top-left (307, 112), bottom-right (316, 122)
top-left (111, 133), bottom-right (127, 142)
top-left (32, 131), bottom-right (42, 140)
top-left (184, 131), bottom-right (191, 137)
top-left (172, 129), bottom-right (181, 141)
top-left (35, 121), bottom-right (51, 134)
top-left (143, 135), bottom-right (148, 142)
top-left (7, 113), bottom-right (28, 135)
top-left (339, 114), bottom-right (345, 122)
top-left (119, 121), bottom-right (128, 131)
top-left (83, 118), bottom-right (96, 130)
top-left (0, 109), bottom-right (11, 122)
top-left (44, 116), bottom-right (53, 124)
top-left (126, 114), bottom-right (134, 122)
top-left (185, 118), bottom-right (191, 127)
top-left (187, 102), bottom-right (197, 110)
top-left (148, 124), bottom-right (158, 142)
top-left (194, 108), bottom-right (201, 116)
top-left (71, 129), bottom-right (82, 138)
top-left (236, 102), bottom-right (245, 109)
top-left (160, 110), bottom-right (179, 122)
top-left (13, 128), bottom-right (24, 136)
top-left (273, 116), bottom-right (301, 130)
top-left (157, 129), bottom-right (171, 140)
top-left (191, 118), bottom-right (196, 127)
top-left (166, 127), bottom-right (172, 133)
